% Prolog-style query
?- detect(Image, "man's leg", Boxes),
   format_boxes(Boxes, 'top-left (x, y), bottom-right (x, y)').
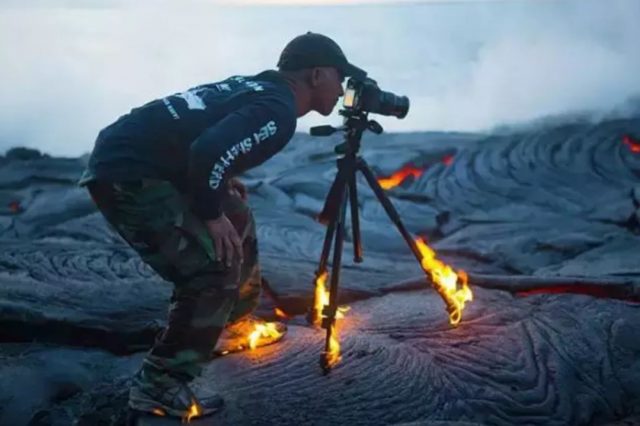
top-left (212, 194), bottom-right (286, 354)
top-left (223, 194), bottom-right (261, 323)
top-left (87, 179), bottom-right (256, 417)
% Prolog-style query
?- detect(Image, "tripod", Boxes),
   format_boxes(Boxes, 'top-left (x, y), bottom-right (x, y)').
top-left (307, 110), bottom-right (470, 373)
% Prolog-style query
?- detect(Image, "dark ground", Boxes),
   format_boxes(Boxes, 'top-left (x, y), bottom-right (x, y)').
top-left (0, 114), bottom-right (639, 425)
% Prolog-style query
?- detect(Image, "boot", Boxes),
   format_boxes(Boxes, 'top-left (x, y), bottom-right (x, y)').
top-left (129, 370), bottom-right (224, 420)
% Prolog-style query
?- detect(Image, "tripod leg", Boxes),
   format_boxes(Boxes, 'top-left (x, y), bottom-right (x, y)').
top-left (358, 159), bottom-right (423, 262)
top-left (358, 159), bottom-right (471, 324)
top-left (317, 164), bottom-right (348, 225)
top-left (321, 186), bottom-right (349, 373)
top-left (348, 171), bottom-right (363, 263)
top-left (318, 220), bottom-right (336, 276)
top-left (308, 167), bottom-right (346, 326)
top-left (308, 218), bottom-right (336, 326)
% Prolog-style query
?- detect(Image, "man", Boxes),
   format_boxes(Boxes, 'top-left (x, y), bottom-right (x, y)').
top-left (79, 32), bottom-right (366, 420)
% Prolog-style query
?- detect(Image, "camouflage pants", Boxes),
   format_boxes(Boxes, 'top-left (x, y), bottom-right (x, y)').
top-left (86, 179), bottom-right (260, 383)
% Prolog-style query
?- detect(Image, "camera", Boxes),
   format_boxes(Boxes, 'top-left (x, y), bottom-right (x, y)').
top-left (342, 77), bottom-right (409, 119)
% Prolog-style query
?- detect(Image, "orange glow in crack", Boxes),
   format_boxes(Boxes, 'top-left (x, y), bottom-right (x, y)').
top-left (377, 165), bottom-right (425, 189)
top-left (623, 134), bottom-right (640, 153)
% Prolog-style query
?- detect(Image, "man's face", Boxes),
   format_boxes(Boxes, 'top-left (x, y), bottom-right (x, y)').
top-left (310, 67), bottom-right (345, 116)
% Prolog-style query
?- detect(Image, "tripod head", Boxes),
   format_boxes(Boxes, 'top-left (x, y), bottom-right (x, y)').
top-left (310, 109), bottom-right (384, 156)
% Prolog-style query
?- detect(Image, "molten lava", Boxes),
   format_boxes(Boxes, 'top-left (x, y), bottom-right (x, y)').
top-left (517, 285), bottom-right (640, 303)
top-left (623, 134), bottom-right (640, 153)
top-left (415, 238), bottom-right (473, 325)
top-left (377, 157), bottom-right (454, 190)
top-left (7, 200), bottom-right (21, 214)
top-left (377, 164), bottom-right (425, 189)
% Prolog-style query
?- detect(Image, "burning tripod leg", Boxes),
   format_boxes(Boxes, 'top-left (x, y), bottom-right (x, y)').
top-left (310, 271), bottom-right (329, 328)
top-left (320, 186), bottom-right (348, 373)
top-left (308, 207), bottom-right (336, 328)
top-left (308, 155), bottom-right (357, 373)
top-left (311, 268), bottom-right (347, 373)
top-left (359, 161), bottom-right (473, 326)
top-left (308, 204), bottom-right (335, 329)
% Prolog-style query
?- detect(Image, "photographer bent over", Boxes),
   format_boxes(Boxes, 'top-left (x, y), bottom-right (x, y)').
top-left (79, 32), bottom-right (366, 420)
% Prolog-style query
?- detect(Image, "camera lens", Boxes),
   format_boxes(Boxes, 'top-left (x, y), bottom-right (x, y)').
top-left (377, 91), bottom-right (410, 119)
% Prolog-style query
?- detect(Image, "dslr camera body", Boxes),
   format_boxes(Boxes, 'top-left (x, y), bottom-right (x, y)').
top-left (342, 77), bottom-right (409, 119)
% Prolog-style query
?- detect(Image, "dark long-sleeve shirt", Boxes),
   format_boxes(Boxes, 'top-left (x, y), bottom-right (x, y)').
top-left (84, 70), bottom-right (297, 219)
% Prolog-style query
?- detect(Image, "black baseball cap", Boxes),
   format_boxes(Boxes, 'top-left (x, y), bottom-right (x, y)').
top-left (277, 32), bottom-right (367, 80)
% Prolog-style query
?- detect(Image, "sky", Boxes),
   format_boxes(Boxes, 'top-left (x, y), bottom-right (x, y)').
top-left (0, 0), bottom-right (639, 156)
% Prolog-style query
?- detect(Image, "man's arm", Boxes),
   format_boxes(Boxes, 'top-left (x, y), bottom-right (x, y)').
top-left (187, 97), bottom-right (295, 266)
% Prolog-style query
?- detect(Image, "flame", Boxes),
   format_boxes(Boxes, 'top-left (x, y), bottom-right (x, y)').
top-left (377, 165), bottom-right (425, 190)
top-left (311, 271), bottom-right (349, 326)
top-left (274, 307), bottom-right (289, 319)
top-left (311, 271), bottom-right (329, 326)
top-left (337, 306), bottom-right (350, 317)
top-left (623, 134), bottom-right (640, 153)
top-left (322, 322), bottom-right (342, 370)
top-left (247, 322), bottom-right (283, 350)
top-left (442, 154), bottom-right (454, 166)
top-left (311, 271), bottom-right (350, 370)
top-left (184, 400), bottom-right (201, 423)
top-left (151, 408), bottom-right (166, 416)
top-left (415, 238), bottom-right (473, 325)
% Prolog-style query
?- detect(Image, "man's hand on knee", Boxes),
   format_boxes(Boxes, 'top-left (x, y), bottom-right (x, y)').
top-left (205, 214), bottom-right (244, 267)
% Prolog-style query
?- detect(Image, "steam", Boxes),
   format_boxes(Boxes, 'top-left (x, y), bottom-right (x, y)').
top-left (0, 0), bottom-right (638, 156)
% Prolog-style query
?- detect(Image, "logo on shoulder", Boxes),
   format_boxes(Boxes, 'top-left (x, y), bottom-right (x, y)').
top-left (175, 90), bottom-right (207, 110)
